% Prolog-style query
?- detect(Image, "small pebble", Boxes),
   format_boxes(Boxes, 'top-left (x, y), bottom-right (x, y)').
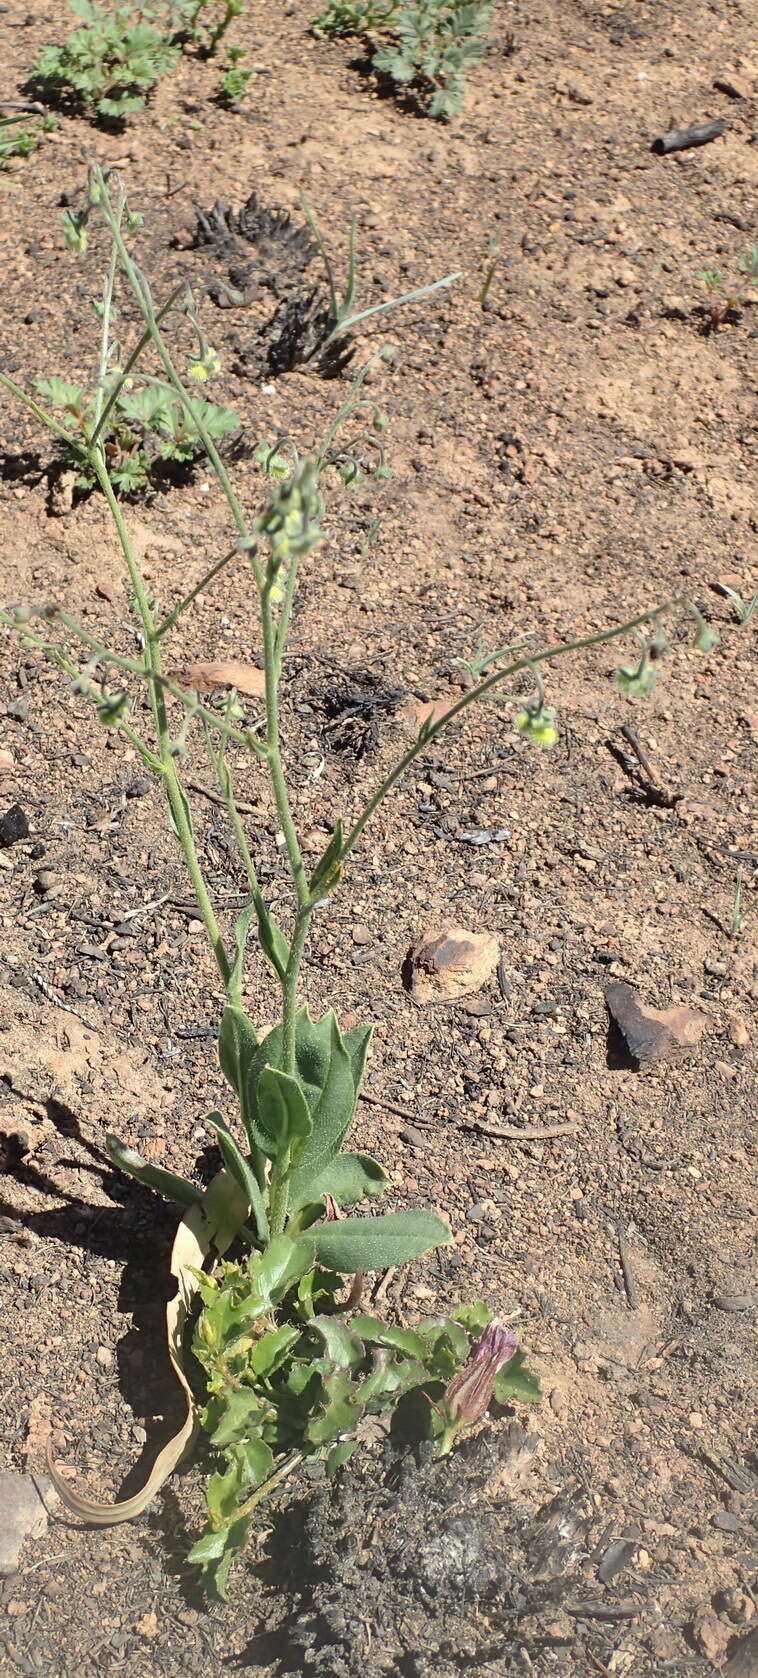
top-left (95, 1346), bottom-right (113, 1371)
top-left (351, 924), bottom-right (372, 945)
top-left (0, 804), bottom-right (29, 847)
top-left (689, 1411), bottom-right (705, 1430)
top-left (712, 1511), bottom-right (741, 1533)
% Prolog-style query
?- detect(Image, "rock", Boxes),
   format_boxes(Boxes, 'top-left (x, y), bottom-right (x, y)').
top-left (405, 926), bottom-right (500, 1004)
top-left (0, 748), bottom-right (15, 772)
top-left (713, 73), bottom-right (753, 99)
top-left (728, 1016), bottom-right (750, 1047)
top-left (95, 1345), bottom-right (113, 1370)
top-left (692, 1610), bottom-right (732, 1664)
top-left (351, 925), bottom-right (372, 945)
top-left (0, 803), bottom-right (29, 848)
top-left (724, 1589), bottom-right (756, 1626)
top-left (714, 1293), bottom-right (755, 1313)
top-left (605, 981), bottom-right (708, 1066)
top-left (0, 1472), bottom-right (50, 1577)
top-left (598, 1537), bottom-right (637, 1583)
top-left (712, 1511), bottom-right (741, 1533)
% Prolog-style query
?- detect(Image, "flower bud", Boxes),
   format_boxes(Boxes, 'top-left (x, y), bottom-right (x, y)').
top-left (440, 1321), bottom-right (518, 1443)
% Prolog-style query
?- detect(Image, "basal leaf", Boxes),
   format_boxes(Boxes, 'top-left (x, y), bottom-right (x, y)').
top-left (349, 1315), bottom-right (427, 1359)
top-left (106, 1134), bottom-right (200, 1207)
top-left (204, 1111), bottom-right (268, 1242)
top-left (493, 1349), bottom-right (541, 1406)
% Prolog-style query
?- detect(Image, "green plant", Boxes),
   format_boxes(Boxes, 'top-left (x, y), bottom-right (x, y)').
top-left (218, 43), bottom-right (252, 102)
top-left (38, 372), bottom-right (240, 494)
top-left (29, 0), bottom-right (182, 120)
top-left (714, 582), bottom-right (758, 627)
top-left (0, 109), bottom-right (59, 166)
top-left (0, 170), bottom-right (721, 1598)
top-left (696, 246), bottom-right (758, 330)
top-left (314, 0), bottom-right (492, 119)
top-left (168, 0), bottom-right (245, 55)
top-left (28, 0), bottom-right (244, 121)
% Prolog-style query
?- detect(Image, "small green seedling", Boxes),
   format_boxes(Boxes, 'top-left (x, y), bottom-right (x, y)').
top-left (218, 44), bottom-right (252, 102)
top-left (713, 583), bottom-right (758, 627)
top-left (314, 0), bottom-right (492, 119)
top-left (0, 109), bottom-right (59, 166)
top-left (28, 0), bottom-right (246, 122)
top-left (696, 246), bottom-right (758, 330)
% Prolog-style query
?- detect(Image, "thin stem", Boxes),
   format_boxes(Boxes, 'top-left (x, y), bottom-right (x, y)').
top-left (154, 544), bottom-right (246, 640)
top-left (0, 369), bottom-right (84, 448)
top-left (90, 282), bottom-right (186, 445)
top-left (273, 554), bottom-right (299, 669)
top-left (342, 600), bottom-right (682, 861)
top-left (234, 1450), bottom-right (303, 1523)
top-left (281, 907), bottom-right (311, 1073)
top-left (260, 589), bottom-right (309, 910)
top-left (92, 222), bottom-right (120, 435)
top-left (89, 446), bottom-right (232, 990)
top-left (94, 171), bottom-right (264, 593)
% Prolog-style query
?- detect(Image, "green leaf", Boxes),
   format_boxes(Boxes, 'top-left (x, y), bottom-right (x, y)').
top-left (209, 1390), bottom-right (269, 1448)
top-left (253, 895), bottom-right (290, 983)
top-left (307, 1208), bottom-right (452, 1273)
top-left (286, 1018), bottom-right (358, 1203)
top-left (250, 1323), bottom-right (301, 1376)
top-left (326, 1438), bottom-right (358, 1477)
top-left (230, 902), bottom-right (254, 996)
top-left (218, 1005), bottom-right (260, 1150)
top-left (204, 1111), bottom-right (269, 1242)
top-left (256, 1065), bottom-right (312, 1157)
top-left (342, 1021), bottom-right (373, 1094)
top-left (308, 820), bottom-right (344, 900)
top-left (349, 1315), bottom-right (428, 1359)
top-left (255, 1233), bottom-right (312, 1303)
top-left (290, 1151), bottom-right (388, 1212)
top-left (105, 1134), bottom-right (199, 1207)
top-left (494, 1349), bottom-right (541, 1406)
top-left (310, 1315), bottom-right (364, 1367)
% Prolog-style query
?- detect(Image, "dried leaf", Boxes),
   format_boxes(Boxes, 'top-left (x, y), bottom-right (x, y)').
top-left (406, 926), bottom-right (500, 1004)
top-left (605, 981), bottom-right (708, 1066)
top-left (172, 661), bottom-right (265, 698)
top-left (45, 1170), bottom-right (247, 1525)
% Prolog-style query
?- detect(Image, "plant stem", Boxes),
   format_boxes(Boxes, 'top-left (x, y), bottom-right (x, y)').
top-left (234, 1450), bottom-right (303, 1523)
top-left (94, 170), bottom-right (264, 593)
top-left (342, 600), bottom-right (682, 862)
top-left (260, 589), bottom-right (309, 913)
top-left (90, 447), bottom-right (232, 990)
top-left (154, 544), bottom-right (245, 639)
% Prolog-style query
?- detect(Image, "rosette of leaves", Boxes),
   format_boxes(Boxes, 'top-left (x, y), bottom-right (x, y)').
top-left (29, 1), bottom-right (182, 121)
top-left (191, 1252), bottom-right (539, 1596)
top-left (35, 375), bottom-right (239, 494)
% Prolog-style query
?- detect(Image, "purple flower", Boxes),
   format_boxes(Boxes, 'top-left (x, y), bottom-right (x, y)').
top-left (442, 1322), bottom-right (518, 1427)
